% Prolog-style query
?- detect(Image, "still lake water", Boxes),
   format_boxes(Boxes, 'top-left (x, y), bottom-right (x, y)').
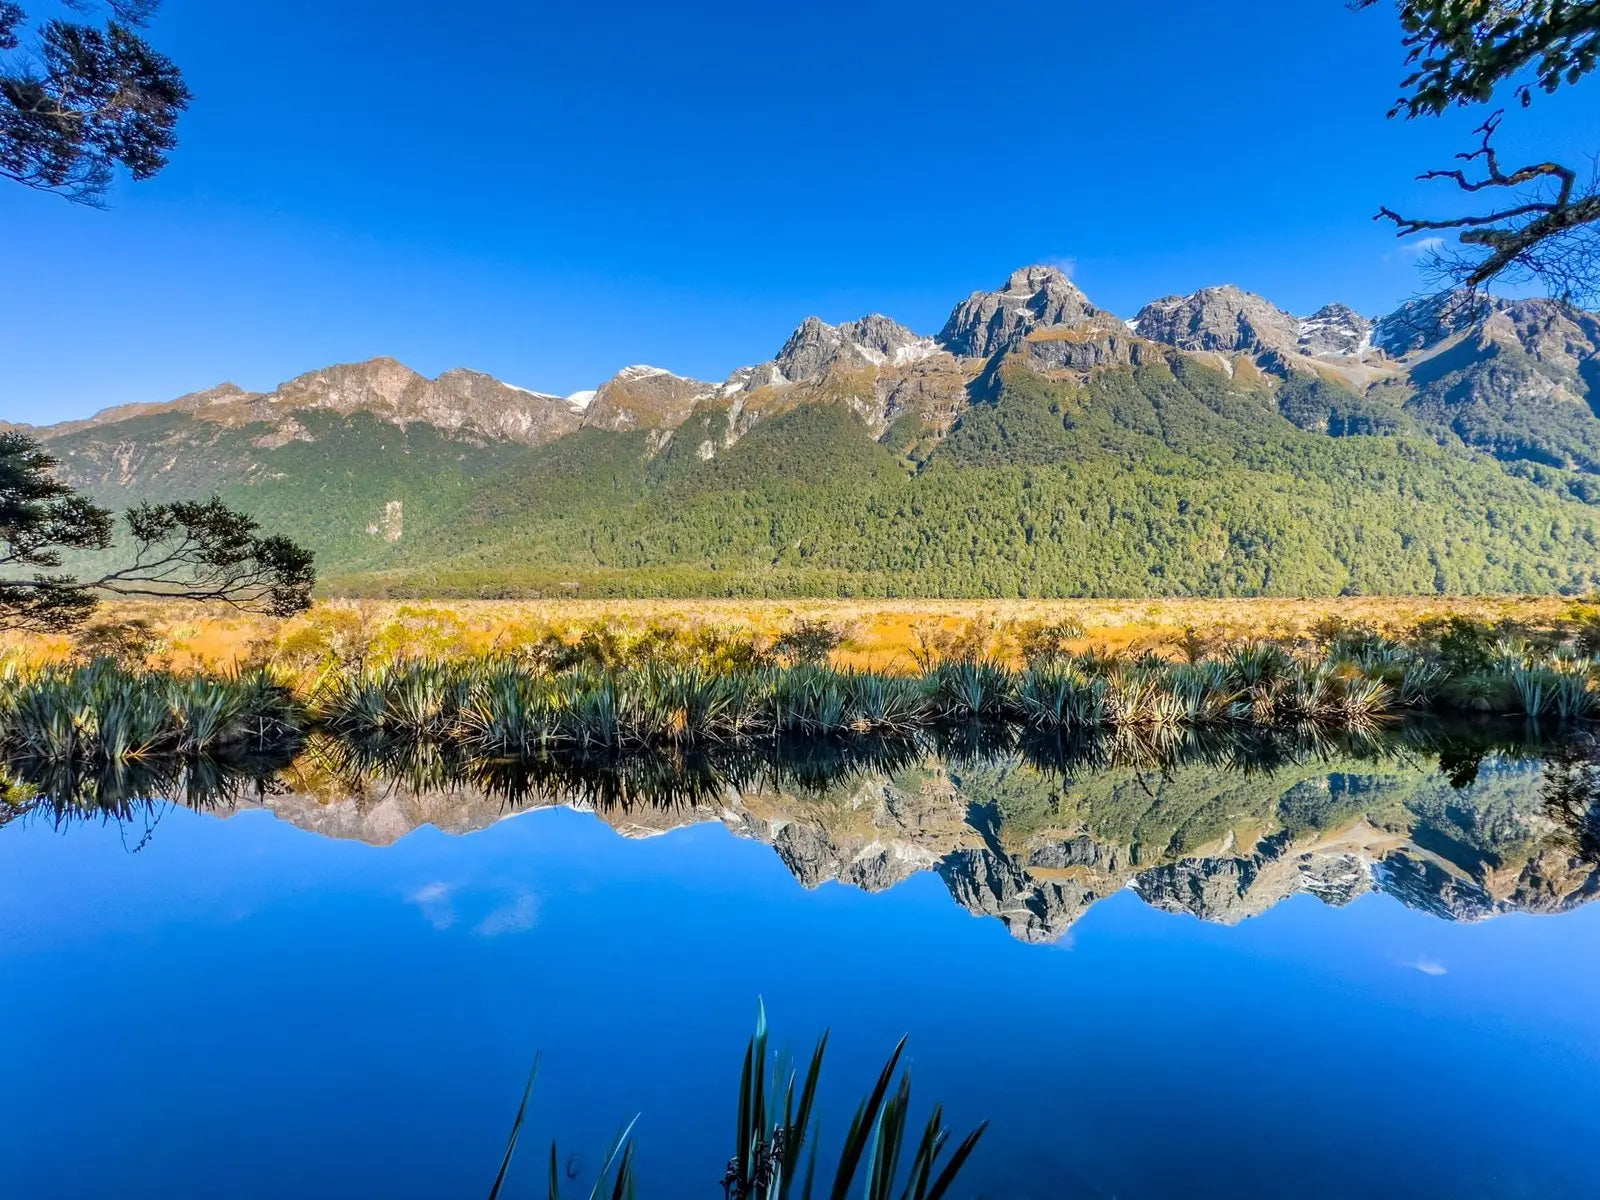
top-left (4, 730), bottom-right (1600, 1198)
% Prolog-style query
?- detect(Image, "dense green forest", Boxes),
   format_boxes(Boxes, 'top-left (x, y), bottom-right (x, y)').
top-left (321, 358), bottom-right (1600, 598)
top-left (43, 353), bottom-right (1600, 599)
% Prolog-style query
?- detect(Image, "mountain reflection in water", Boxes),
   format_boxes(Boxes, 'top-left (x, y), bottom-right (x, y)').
top-left (7, 720), bottom-right (1600, 939)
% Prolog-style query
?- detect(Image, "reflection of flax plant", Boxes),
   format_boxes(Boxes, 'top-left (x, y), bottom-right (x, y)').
top-left (7, 627), bottom-right (1600, 806)
top-left (7, 700), bottom-right (1585, 830)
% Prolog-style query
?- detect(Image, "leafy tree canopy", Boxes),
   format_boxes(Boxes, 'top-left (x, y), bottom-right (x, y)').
top-left (0, 431), bottom-right (315, 631)
top-left (1364, 0), bottom-right (1600, 115)
top-left (0, 0), bottom-right (189, 204)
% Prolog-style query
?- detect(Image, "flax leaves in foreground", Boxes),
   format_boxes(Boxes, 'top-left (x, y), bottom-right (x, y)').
top-left (492, 1003), bottom-right (984, 1199)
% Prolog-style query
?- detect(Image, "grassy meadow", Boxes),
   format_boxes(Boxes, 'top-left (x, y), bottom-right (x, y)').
top-left (2, 594), bottom-right (1585, 680)
top-left (6, 593), bottom-right (1600, 804)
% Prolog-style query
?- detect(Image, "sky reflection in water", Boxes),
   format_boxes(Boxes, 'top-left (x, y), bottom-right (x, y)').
top-left (3, 727), bottom-right (1600, 1199)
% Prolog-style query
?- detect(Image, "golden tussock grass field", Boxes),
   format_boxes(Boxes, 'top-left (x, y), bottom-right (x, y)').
top-left (3, 594), bottom-right (1584, 679)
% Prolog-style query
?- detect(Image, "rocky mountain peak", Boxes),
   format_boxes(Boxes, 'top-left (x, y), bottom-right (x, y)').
top-left (1372, 291), bottom-right (1599, 361)
top-left (423, 369), bottom-right (584, 444)
top-left (1003, 264), bottom-right (1074, 295)
top-left (272, 355), bottom-right (428, 412)
top-left (178, 382), bottom-right (253, 407)
top-left (1371, 291), bottom-right (1519, 357)
top-left (1132, 285), bottom-right (1302, 357)
top-left (1371, 291), bottom-right (1600, 362)
top-left (1297, 303), bottom-right (1375, 358)
top-left (937, 265), bottom-right (1102, 358)
top-left (50, 357), bottom-right (583, 448)
top-left (615, 364), bottom-right (675, 382)
top-left (840, 313), bottom-right (927, 358)
top-left (259, 356), bottom-right (584, 444)
top-left (772, 317), bottom-right (840, 383)
top-left (766, 313), bottom-right (939, 387)
top-left (582, 364), bottom-right (715, 432)
top-left (1483, 298), bottom-right (1600, 371)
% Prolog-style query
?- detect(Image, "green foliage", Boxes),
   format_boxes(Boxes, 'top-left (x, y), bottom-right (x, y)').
top-left (656, 403), bottom-right (904, 496)
top-left (45, 409), bottom-right (535, 573)
top-left (12, 607), bottom-right (1600, 783)
top-left (929, 659), bottom-right (1014, 719)
top-left (1275, 374), bottom-right (1409, 437)
top-left (1014, 617), bottom-right (1086, 666)
top-left (1359, 0), bottom-right (1600, 116)
top-left (0, 1), bottom-right (190, 205)
top-left (71, 616), bottom-right (164, 668)
top-left (773, 618), bottom-right (843, 667)
top-left (331, 362), bottom-right (1600, 599)
top-left (1, 429), bottom-right (315, 629)
top-left (490, 1004), bottom-right (982, 1200)
top-left (0, 660), bottom-right (301, 761)
top-left (0, 429), bottom-right (113, 629)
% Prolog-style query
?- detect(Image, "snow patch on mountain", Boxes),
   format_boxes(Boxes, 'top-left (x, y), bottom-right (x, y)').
top-left (1296, 304), bottom-right (1376, 359)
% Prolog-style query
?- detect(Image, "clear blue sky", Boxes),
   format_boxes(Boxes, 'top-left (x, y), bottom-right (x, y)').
top-left (1, 0), bottom-right (1592, 424)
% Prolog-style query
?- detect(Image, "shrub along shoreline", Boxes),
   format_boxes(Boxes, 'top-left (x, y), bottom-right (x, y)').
top-left (3, 615), bottom-right (1599, 770)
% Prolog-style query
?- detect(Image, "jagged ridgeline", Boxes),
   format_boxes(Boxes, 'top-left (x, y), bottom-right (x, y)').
top-left (22, 269), bottom-right (1600, 596)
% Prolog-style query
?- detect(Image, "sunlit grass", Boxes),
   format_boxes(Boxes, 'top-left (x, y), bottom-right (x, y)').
top-left (5, 599), bottom-right (1600, 784)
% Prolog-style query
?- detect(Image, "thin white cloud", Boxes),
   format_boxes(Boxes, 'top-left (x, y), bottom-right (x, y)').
top-left (475, 889), bottom-right (538, 937)
top-left (1400, 236), bottom-right (1446, 259)
top-left (409, 881), bottom-right (457, 930)
top-left (1044, 255), bottom-right (1077, 278)
top-left (1410, 956), bottom-right (1448, 976)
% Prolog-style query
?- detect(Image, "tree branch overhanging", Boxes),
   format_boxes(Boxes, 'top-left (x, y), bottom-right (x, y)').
top-left (1376, 111), bottom-right (1600, 302)
top-left (1358, 3), bottom-right (1600, 300)
top-left (0, 0), bottom-right (188, 206)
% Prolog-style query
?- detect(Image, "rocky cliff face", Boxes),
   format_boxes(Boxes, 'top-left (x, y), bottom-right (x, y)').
top-left (47, 357), bottom-right (583, 449)
top-left (580, 365), bottom-right (717, 432)
top-left (1368, 291), bottom-right (1600, 363)
top-left (937, 265), bottom-right (1105, 358)
top-left (254, 357), bottom-right (585, 445)
top-left (1134, 285), bottom-right (1303, 357)
top-left (1375, 294), bottom-right (1600, 474)
top-left (1009, 318), bottom-right (1159, 377)
top-left (1132, 841), bottom-right (1378, 924)
top-left (1130, 285), bottom-right (1400, 389)
top-left (703, 313), bottom-right (972, 446)
top-left (1373, 292), bottom-right (1492, 356)
top-left (1298, 304), bottom-right (1374, 358)
top-left (1479, 298), bottom-right (1600, 375)
top-left (763, 314), bottom-right (941, 385)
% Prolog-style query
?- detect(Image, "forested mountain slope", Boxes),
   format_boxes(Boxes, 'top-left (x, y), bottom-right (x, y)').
top-left (20, 268), bottom-right (1600, 598)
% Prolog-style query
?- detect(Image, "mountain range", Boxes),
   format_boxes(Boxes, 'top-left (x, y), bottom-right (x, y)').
top-left (16, 266), bottom-right (1600, 597)
top-left (239, 746), bottom-right (1598, 941)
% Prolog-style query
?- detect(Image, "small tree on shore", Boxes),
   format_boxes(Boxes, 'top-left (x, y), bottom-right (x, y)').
top-left (0, 430), bottom-right (315, 632)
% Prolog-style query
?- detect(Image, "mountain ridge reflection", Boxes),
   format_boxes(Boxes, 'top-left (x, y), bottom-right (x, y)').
top-left (7, 721), bottom-right (1600, 939)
